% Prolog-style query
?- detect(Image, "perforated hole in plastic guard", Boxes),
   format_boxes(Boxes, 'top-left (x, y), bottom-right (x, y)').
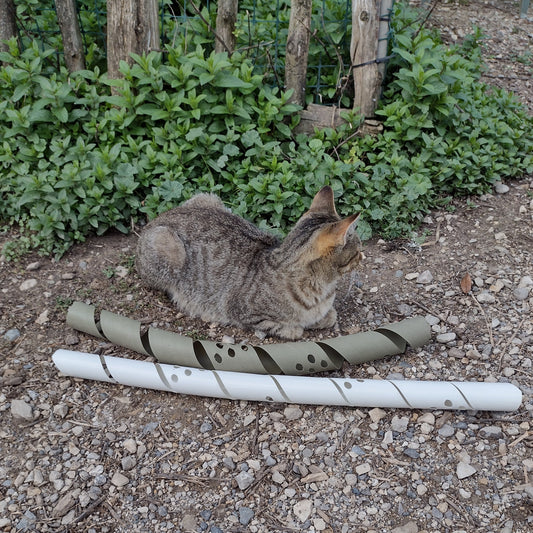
top-left (344, 382), bottom-right (352, 389)
top-left (214, 353), bottom-right (222, 364)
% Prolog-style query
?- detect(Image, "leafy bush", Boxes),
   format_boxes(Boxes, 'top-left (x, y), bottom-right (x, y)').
top-left (1, 2), bottom-right (532, 259)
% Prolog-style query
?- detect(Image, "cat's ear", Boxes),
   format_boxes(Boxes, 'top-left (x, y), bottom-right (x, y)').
top-left (315, 214), bottom-right (359, 254)
top-left (307, 186), bottom-right (337, 216)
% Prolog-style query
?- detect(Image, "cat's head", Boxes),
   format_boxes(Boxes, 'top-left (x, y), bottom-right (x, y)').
top-left (284, 186), bottom-right (363, 276)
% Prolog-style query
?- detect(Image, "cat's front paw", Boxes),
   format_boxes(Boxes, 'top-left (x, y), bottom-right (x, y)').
top-left (275, 325), bottom-right (305, 340)
top-left (311, 308), bottom-right (337, 330)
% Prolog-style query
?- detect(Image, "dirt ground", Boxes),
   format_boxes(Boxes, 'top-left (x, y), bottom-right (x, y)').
top-left (1, 1), bottom-right (532, 532)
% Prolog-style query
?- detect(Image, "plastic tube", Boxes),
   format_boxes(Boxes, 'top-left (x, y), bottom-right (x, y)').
top-left (52, 349), bottom-right (523, 412)
top-left (66, 302), bottom-right (431, 375)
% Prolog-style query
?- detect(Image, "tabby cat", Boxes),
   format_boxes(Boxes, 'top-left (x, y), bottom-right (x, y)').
top-left (136, 186), bottom-right (362, 339)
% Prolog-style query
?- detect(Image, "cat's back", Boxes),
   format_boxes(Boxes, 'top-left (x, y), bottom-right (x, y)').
top-left (142, 193), bottom-right (278, 249)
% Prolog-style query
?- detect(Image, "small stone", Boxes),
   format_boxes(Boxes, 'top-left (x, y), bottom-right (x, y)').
top-left (438, 424), bottom-right (455, 437)
top-left (122, 438), bottom-right (137, 454)
top-left (53, 403), bottom-right (69, 418)
top-left (293, 499), bottom-right (313, 522)
top-left (479, 426), bottom-right (503, 439)
top-left (20, 279), bottom-right (38, 291)
top-left (459, 488), bottom-right (472, 499)
top-left (181, 514), bottom-right (197, 531)
top-left (519, 276), bottom-right (533, 287)
top-left (26, 261), bottom-right (41, 271)
top-left (391, 520), bottom-right (418, 533)
top-left (52, 493), bottom-right (76, 517)
top-left (355, 463), bottom-right (371, 475)
top-left (368, 407), bottom-right (387, 423)
top-left (418, 413), bottom-right (435, 425)
top-left (4, 328), bottom-right (21, 342)
top-left (405, 272), bottom-right (419, 281)
top-left (121, 456), bottom-right (137, 471)
top-left (436, 332), bottom-right (456, 344)
top-left (416, 270), bottom-right (433, 284)
top-left (235, 470), bottom-right (255, 490)
top-left (11, 399), bottom-right (34, 422)
top-left (494, 231), bottom-right (507, 241)
top-left (272, 471), bottom-right (285, 484)
top-left (284, 406), bottom-right (303, 420)
top-left (35, 309), bottom-right (49, 325)
top-left (513, 287), bottom-right (530, 301)
top-left (424, 314), bottom-right (440, 326)
top-left (111, 472), bottom-right (129, 487)
top-left (397, 303), bottom-right (413, 316)
top-left (494, 182), bottom-right (510, 194)
top-left (221, 335), bottom-right (235, 344)
top-left (489, 279), bottom-right (505, 293)
top-left (200, 422), bottom-right (212, 433)
top-left (239, 506), bottom-right (254, 526)
top-left (416, 484), bottom-right (428, 496)
top-left (62, 333), bottom-right (78, 346)
top-left (476, 292), bottom-right (496, 304)
top-left (403, 448), bottom-right (420, 459)
top-left (391, 415), bottom-right (409, 433)
top-left (61, 272), bottom-right (76, 280)
top-left (456, 461), bottom-right (477, 479)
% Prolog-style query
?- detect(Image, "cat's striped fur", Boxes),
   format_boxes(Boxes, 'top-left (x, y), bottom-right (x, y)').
top-left (136, 186), bottom-right (362, 339)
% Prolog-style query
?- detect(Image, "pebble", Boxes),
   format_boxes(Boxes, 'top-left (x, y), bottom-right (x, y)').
top-left (284, 406), bottom-right (303, 420)
top-left (368, 407), bottom-right (387, 423)
top-left (476, 292), bottom-right (496, 304)
top-left (111, 472), bottom-right (129, 487)
top-left (238, 506), bottom-right (254, 526)
top-left (4, 328), bottom-right (21, 342)
top-left (494, 182), bottom-right (510, 194)
top-left (405, 272), bottom-right (419, 281)
top-left (513, 287), bottom-right (530, 301)
top-left (123, 438), bottom-right (137, 454)
top-left (235, 471), bottom-right (254, 490)
top-left (52, 493), bottom-right (75, 517)
top-left (456, 461), bottom-right (477, 479)
top-left (10, 399), bottom-right (34, 422)
top-left (293, 499), bottom-right (313, 522)
top-left (479, 426), bottom-right (503, 439)
top-left (355, 463), bottom-right (372, 475)
top-left (19, 279), bottom-right (38, 291)
top-left (26, 261), bottom-right (41, 271)
top-left (221, 335), bottom-right (235, 344)
top-left (416, 270), bottom-right (433, 284)
top-left (391, 521), bottom-right (418, 533)
top-left (391, 415), bottom-right (409, 433)
top-left (436, 332), bottom-right (456, 343)
top-left (438, 424), bottom-right (455, 437)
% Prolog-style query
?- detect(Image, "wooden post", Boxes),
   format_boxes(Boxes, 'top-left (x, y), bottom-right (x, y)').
top-left (215, 0), bottom-right (238, 54)
top-left (55, 0), bottom-right (86, 72)
top-left (284, 0), bottom-right (312, 107)
top-left (0, 0), bottom-right (17, 53)
top-left (351, 0), bottom-right (381, 117)
top-left (106, 0), bottom-right (160, 79)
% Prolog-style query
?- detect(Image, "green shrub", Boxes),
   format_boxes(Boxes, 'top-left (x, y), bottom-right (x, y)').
top-left (1, 2), bottom-right (532, 259)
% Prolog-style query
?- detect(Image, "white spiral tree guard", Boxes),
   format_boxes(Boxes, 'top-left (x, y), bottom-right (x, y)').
top-left (52, 350), bottom-right (522, 412)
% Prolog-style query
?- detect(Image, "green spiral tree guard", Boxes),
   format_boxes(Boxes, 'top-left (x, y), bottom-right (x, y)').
top-left (66, 302), bottom-right (431, 376)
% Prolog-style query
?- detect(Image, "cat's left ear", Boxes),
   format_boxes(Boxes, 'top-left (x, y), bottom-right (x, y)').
top-left (316, 214), bottom-right (359, 253)
top-left (307, 186), bottom-right (338, 216)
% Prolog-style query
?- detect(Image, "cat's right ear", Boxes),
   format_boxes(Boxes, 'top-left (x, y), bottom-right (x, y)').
top-left (307, 186), bottom-right (337, 216)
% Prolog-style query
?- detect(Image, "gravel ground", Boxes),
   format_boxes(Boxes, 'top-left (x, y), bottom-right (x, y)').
top-left (1, 1), bottom-right (533, 532)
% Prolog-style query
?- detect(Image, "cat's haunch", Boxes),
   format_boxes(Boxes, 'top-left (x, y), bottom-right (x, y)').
top-left (136, 186), bottom-right (363, 340)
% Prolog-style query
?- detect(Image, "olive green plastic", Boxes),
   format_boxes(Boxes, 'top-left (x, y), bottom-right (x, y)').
top-left (66, 302), bottom-right (431, 375)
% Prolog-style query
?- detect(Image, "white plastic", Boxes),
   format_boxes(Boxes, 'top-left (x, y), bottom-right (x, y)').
top-left (52, 349), bottom-right (523, 411)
